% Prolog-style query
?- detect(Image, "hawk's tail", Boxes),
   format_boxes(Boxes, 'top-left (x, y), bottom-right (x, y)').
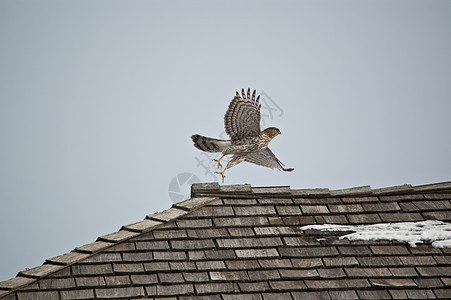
top-left (191, 134), bottom-right (231, 153)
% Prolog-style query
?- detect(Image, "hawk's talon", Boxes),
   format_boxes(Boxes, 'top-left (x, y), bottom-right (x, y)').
top-left (213, 154), bottom-right (225, 169)
top-left (215, 171), bottom-right (226, 183)
top-left (213, 159), bottom-right (222, 169)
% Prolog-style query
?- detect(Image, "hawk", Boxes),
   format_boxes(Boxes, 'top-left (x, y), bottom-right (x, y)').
top-left (191, 88), bottom-right (294, 183)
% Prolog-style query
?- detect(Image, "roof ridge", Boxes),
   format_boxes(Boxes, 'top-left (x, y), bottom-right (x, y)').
top-left (0, 196), bottom-right (219, 297)
top-left (191, 181), bottom-right (451, 198)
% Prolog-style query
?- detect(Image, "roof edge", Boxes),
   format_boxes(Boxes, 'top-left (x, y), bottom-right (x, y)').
top-left (0, 196), bottom-right (221, 296)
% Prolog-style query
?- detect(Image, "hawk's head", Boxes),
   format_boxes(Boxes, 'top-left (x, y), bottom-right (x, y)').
top-left (263, 127), bottom-right (281, 139)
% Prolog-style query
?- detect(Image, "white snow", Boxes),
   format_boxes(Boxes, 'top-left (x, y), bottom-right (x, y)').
top-left (299, 220), bottom-right (451, 248)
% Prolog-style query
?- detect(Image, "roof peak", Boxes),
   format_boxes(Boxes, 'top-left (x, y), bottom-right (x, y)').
top-left (191, 181), bottom-right (451, 198)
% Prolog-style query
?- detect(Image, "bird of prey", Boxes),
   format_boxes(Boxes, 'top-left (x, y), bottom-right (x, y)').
top-left (191, 88), bottom-right (294, 183)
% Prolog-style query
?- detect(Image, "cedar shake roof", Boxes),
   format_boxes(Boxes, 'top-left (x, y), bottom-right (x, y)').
top-left (1, 182), bottom-right (451, 299)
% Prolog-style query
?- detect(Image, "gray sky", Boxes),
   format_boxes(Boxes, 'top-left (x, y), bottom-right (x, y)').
top-left (1, 0), bottom-right (450, 281)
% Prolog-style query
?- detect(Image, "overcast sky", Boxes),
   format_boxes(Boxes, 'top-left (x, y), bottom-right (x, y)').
top-left (1, 0), bottom-right (450, 281)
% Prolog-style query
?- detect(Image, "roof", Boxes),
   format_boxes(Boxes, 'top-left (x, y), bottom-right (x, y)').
top-left (1, 181), bottom-right (450, 299)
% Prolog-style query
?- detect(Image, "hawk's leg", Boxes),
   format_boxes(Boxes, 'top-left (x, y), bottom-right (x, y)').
top-left (215, 156), bottom-right (246, 183)
top-left (215, 170), bottom-right (226, 183)
top-left (213, 154), bottom-right (226, 169)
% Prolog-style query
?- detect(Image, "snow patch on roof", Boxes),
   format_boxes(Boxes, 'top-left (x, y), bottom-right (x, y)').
top-left (300, 220), bottom-right (451, 248)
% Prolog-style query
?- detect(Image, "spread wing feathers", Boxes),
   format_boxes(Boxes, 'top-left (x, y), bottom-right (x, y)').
top-left (244, 148), bottom-right (294, 172)
top-left (224, 88), bottom-right (261, 141)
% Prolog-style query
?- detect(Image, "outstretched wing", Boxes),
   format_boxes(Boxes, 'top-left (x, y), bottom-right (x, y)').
top-left (245, 148), bottom-right (294, 172)
top-left (224, 88), bottom-right (261, 141)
